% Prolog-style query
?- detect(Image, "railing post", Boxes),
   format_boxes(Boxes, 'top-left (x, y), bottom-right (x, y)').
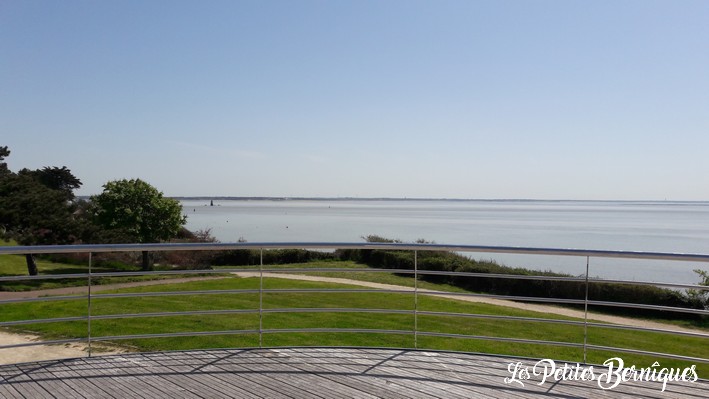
top-left (259, 248), bottom-right (263, 349)
top-left (583, 256), bottom-right (590, 364)
top-left (87, 252), bottom-right (92, 358)
top-left (414, 250), bottom-right (418, 349)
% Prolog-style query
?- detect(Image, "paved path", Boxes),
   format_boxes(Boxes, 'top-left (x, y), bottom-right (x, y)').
top-left (232, 271), bottom-right (708, 335)
top-left (5, 271), bottom-right (701, 335)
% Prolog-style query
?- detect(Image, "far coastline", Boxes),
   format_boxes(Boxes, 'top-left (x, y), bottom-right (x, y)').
top-left (171, 197), bottom-right (709, 204)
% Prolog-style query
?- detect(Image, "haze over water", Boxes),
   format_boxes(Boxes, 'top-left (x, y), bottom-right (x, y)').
top-left (182, 199), bottom-right (709, 286)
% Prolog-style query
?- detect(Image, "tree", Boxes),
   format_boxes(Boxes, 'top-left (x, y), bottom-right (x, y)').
top-left (0, 147), bottom-right (83, 275)
top-left (0, 146), bottom-right (10, 176)
top-left (90, 179), bottom-right (186, 270)
top-left (19, 166), bottom-right (82, 200)
top-left (686, 269), bottom-right (709, 310)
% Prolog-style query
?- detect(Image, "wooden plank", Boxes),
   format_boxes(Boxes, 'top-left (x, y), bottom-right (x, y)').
top-left (160, 352), bottom-right (282, 399)
top-left (71, 361), bottom-right (147, 399)
top-left (56, 374), bottom-right (117, 399)
top-left (152, 355), bottom-right (249, 399)
top-left (389, 362), bottom-right (533, 399)
top-left (0, 382), bottom-right (24, 399)
top-left (34, 377), bottom-right (87, 399)
top-left (163, 373), bottom-right (251, 399)
top-left (292, 361), bottom-right (426, 399)
top-left (4, 381), bottom-right (56, 399)
top-left (282, 364), bottom-right (417, 398)
top-left (392, 354), bottom-right (538, 399)
top-left (1, 349), bottom-right (707, 398)
top-left (258, 354), bottom-right (390, 398)
top-left (12, 361), bottom-right (81, 398)
top-left (142, 375), bottom-right (198, 399)
top-left (243, 357), bottom-right (370, 398)
top-left (370, 365), bottom-right (477, 399)
top-left (268, 370), bottom-right (378, 399)
top-left (207, 364), bottom-right (295, 399)
top-left (103, 377), bottom-right (154, 399)
top-left (219, 350), bottom-right (379, 399)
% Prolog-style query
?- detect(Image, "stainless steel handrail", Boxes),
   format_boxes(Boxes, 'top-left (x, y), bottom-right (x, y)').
top-left (3, 242), bottom-right (709, 262)
top-left (1, 242), bottom-right (707, 368)
top-left (6, 286), bottom-right (704, 315)
top-left (3, 267), bottom-right (708, 291)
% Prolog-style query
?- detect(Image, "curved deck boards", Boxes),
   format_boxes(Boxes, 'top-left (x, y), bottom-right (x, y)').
top-left (0, 348), bottom-right (706, 398)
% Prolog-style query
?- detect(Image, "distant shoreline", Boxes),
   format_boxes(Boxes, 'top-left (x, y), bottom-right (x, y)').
top-left (75, 196), bottom-right (709, 204)
top-left (173, 197), bottom-right (709, 204)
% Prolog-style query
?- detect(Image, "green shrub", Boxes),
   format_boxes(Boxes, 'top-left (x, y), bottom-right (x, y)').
top-left (212, 248), bottom-right (336, 266)
top-left (335, 236), bottom-right (706, 321)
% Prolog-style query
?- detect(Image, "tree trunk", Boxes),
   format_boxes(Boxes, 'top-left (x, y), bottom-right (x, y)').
top-left (141, 251), bottom-right (154, 271)
top-left (25, 254), bottom-right (39, 276)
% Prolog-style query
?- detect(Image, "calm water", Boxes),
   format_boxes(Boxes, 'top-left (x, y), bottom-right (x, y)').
top-left (181, 199), bottom-right (709, 285)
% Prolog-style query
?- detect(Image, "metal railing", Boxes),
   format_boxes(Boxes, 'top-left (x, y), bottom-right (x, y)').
top-left (1, 242), bottom-right (708, 365)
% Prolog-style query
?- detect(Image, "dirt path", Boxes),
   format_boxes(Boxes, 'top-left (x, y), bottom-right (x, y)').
top-left (232, 271), bottom-right (708, 335)
top-left (0, 331), bottom-right (129, 365)
top-left (0, 276), bottom-right (223, 364)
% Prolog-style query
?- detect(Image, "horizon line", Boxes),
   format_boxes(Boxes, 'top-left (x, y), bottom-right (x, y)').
top-left (166, 196), bottom-right (709, 203)
top-left (75, 195), bottom-right (709, 203)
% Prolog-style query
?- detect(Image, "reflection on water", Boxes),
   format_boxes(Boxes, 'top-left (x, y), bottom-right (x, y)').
top-left (182, 199), bottom-right (709, 285)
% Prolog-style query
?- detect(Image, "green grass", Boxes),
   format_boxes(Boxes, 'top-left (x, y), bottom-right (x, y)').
top-left (0, 253), bottom-right (85, 276)
top-left (214, 260), bottom-right (470, 293)
top-left (1, 276), bottom-right (707, 377)
top-left (218, 261), bottom-right (709, 331)
top-left (0, 251), bottom-right (221, 291)
top-left (3, 254), bottom-right (707, 328)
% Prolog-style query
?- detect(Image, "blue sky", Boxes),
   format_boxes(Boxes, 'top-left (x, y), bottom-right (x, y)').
top-left (2, 1), bottom-right (708, 200)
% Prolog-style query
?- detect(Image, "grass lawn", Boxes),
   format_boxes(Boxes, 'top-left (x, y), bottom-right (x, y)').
top-left (0, 249), bottom-right (220, 291)
top-left (215, 260), bottom-right (470, 293)
top-left (2, 276), bottom-right (707, 377)
top-left (0, 253), bottom-right (82, 275)
top-left (217, 261), bottom-right (709, 331)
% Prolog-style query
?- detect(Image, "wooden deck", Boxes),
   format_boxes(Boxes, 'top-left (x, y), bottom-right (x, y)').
top-left (0, 348), bottom-right (706, 398)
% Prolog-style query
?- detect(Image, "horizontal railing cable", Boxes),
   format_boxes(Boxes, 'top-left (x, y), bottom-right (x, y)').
top-left (4, 309), bottom-right (705, 339)
top-left (0, 316), bottom-right (88, 327)
top-left (0, 338), bottom-right (85, 350)
top-left (91, 330), bottom-right (261, 342)
top-left (1, 242), bottom-right (707, 367)
top-left (417, 311), bottom-right (709, 339)
top-left (584, 344), bottom-right (709, 364)
top-left (3, 242), bottom-right (709, 262)
top-left (4, 266), bottom-right (707, 292)
top-left (0, 294), bottom-right (87, 305)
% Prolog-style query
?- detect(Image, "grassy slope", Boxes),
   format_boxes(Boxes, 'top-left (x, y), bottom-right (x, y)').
top-left (1, 276), bottom-right (707, 377)
top-left (214, 260), bottom-right (470, 293)
top-left (1, 240), bottom-right (80, 277)
top-left (0, 248), bottom-right (216, 291)
top-left (0, 253), bottom-right (80, 275)
top-left (218, 261), bottom-right (709, 330)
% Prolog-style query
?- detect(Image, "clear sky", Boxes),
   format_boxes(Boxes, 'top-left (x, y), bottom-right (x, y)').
top-left (2, 1), bottom-right (708, 200)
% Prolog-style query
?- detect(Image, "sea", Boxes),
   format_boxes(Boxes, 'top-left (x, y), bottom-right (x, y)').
top-left (181, 199), bottom-right (709, 286)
